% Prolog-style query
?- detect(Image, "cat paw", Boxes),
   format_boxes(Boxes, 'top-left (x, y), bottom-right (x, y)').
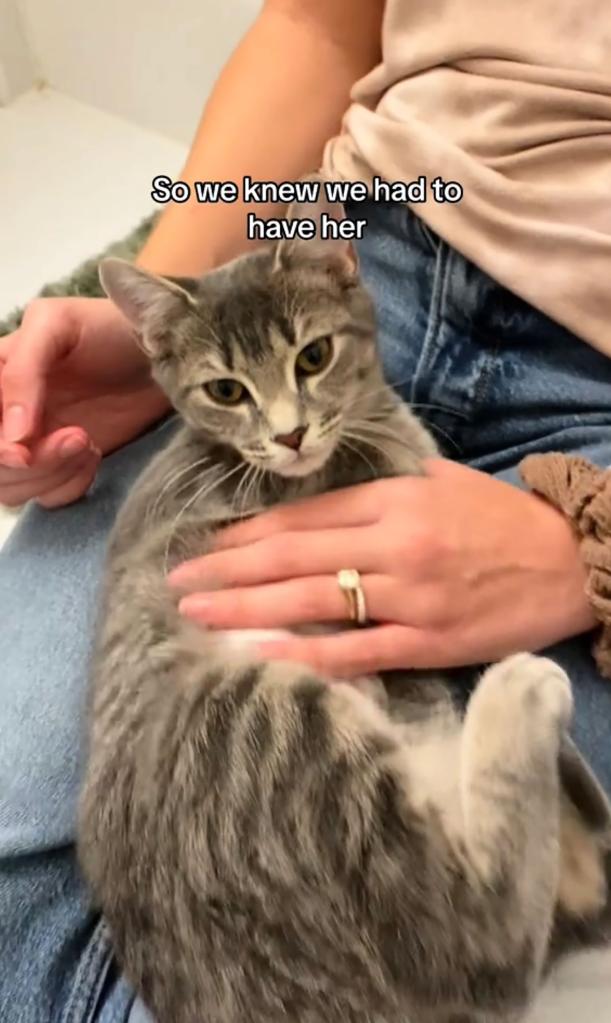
top-left (482, 652), bottom-right (573, 730)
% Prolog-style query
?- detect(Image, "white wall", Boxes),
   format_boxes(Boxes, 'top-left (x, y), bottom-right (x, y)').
top-left (0, 0), bottom-right (35, 103)
top-left (17, 0), bottom-right (259, 142)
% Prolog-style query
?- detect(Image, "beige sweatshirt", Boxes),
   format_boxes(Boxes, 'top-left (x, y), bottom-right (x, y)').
top-left (324, 1), bottom-right (611, 357)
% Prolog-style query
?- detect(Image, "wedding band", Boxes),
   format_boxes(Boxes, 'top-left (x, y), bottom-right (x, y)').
top-left (337, 568), bottom-right (368, 626)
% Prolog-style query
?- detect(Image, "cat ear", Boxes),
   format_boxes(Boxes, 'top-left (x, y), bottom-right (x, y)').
top-left (99, 258), bottom-right (197, 357)
top-left (273, 174), bottom-right (358, 280)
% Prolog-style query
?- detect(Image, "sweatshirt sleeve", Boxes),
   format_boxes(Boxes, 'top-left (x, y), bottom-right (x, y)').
top-left (520, 453), bottom-right (611, 680)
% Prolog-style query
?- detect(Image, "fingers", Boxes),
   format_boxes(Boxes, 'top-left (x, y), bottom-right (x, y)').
top-left (0, 303), bottom-right (77, 442)
top-left (255, 623), bottom-right (470, 677)
top-left (0, 426), bottom-right (87, 477)
top-left (168, 526), bottom-right (379, 590)
top-left (36, 453), bottom-right (100, 508)
top-left (0, 451), bottom-right (100, 507)
top-left (0, 425), bottom-right (86, 466)
top-left (178, 573), bottom-right (426, 630)
top-left (0, 443), bottom-right (31, 469)
top-left (213, 480), bottom-right (384, 551)
top-left (0, 428), bottom-right (100, 507)
top-left (255, 625), bottom-right (428, 677)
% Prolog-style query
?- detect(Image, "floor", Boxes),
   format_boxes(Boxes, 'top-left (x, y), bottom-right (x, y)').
top-left (0, 87), bottom-right (609, 1019)
top-left (0, 86), bottom-right (187, 316)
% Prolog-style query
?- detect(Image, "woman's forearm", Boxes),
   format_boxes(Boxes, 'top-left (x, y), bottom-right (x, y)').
top-left (137, 0), bottom-right (384, 276)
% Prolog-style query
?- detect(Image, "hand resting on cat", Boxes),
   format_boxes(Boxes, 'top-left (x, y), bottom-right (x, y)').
top-left (169, 457), bottom-right (595, 676)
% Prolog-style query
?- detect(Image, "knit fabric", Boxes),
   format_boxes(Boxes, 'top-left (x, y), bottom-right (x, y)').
top-left (520, 453), bottom-right (611, 679)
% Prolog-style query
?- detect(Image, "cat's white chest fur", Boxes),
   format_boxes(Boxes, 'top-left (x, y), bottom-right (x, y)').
top-left (212, 628), bottom-right (295, 652)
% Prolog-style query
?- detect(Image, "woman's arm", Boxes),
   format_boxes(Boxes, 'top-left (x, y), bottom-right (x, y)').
top-left (138, 0), bottom-right (385, 274)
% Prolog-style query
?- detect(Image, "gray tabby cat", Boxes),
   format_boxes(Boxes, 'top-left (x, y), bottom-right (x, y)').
top-left (79, 191), bottom-right (611, 1023)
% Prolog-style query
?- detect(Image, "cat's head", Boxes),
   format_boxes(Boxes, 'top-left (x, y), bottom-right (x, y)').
top-left (99, 191), bottom-right (389, 479)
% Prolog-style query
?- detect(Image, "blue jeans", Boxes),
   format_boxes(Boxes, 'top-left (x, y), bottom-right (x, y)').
top-left (2, 200), bottom-right (611, 1022)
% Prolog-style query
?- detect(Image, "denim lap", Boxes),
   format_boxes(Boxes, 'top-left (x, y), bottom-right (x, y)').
top-left (0, 419), bottom-right (179, 1023)
top-left (2, 201), bottom-right (611, 1020)
top-left (350, 200), bottom-right (611, 795)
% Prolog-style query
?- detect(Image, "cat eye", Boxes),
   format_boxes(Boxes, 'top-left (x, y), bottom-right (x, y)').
top-left (296, 336), bottom-right (333, 377)
top-left (204, 379), bottom-right (248, 405)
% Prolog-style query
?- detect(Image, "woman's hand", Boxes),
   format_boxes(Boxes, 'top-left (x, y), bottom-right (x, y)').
top-left (0, 297), bottom-right (169, 508)
top-left (169, 459), bottom-right (597, 677)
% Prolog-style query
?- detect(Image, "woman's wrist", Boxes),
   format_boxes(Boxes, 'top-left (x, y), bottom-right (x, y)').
top-left (94, 298), bottom-right (172, 421)
top-left (545, 498), bottom-right (598, 637)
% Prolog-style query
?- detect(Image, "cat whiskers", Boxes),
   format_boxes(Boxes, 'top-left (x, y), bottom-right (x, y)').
top-left (352, 374), bottom-right (469, 420)
top-left (163, 461), bottom-right (246, 574)
top-left (417, 419), bottom-right (461, 453)
top-left (230, 463), bottom-right (250, 515)
top-left (341, 419), bottom-right (420, 467)
top-left (339, 436), bottom-right (378, 477)
top-left (242, 464), bottom-right (266, 518)
top-left (232, 463), bottom-right (260, 520)
top-left (253, 466), bottom-right (267, 511)
top-left (354, 414), bottom-right (461, 455)
top-left (146, 455), bottom-right (213, 526)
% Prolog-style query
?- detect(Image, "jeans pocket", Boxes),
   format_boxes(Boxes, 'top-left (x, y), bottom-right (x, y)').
top-left (405, 206), bottom-right (440, 257)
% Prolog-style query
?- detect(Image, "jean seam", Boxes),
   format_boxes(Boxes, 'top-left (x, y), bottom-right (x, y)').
top-left (61, 919), bottom-right (114, 1023)
top-left (454, 313), bottom-right (505, 445)
top-left (409, 238), bottom-right (450, 406)
top-left (471, 331), bottom-right (502, 411)
top-left (407, 207), bottom-right (438, 257)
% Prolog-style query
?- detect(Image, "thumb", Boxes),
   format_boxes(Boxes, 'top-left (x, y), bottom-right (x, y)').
top-left (0, 306), bottom-right (77, 443)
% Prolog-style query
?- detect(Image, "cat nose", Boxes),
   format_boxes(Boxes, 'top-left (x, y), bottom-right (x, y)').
top-left (273, 425), bottom-right (308, 451)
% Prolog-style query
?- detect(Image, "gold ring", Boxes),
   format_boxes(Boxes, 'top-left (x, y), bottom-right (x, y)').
top-left (337, 568), bottom-right (368, 626)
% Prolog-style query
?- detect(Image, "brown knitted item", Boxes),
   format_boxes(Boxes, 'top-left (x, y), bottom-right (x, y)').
top-left (520, 453), bottom-right (611, 679)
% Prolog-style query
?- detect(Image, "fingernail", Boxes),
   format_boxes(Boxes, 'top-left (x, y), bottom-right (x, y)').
top-left (0, 449), bottom-right (29, 469)
top-left (60, 435), bottom-right (88, 458)
top-left (3, 404), bottom-right (28, 443)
